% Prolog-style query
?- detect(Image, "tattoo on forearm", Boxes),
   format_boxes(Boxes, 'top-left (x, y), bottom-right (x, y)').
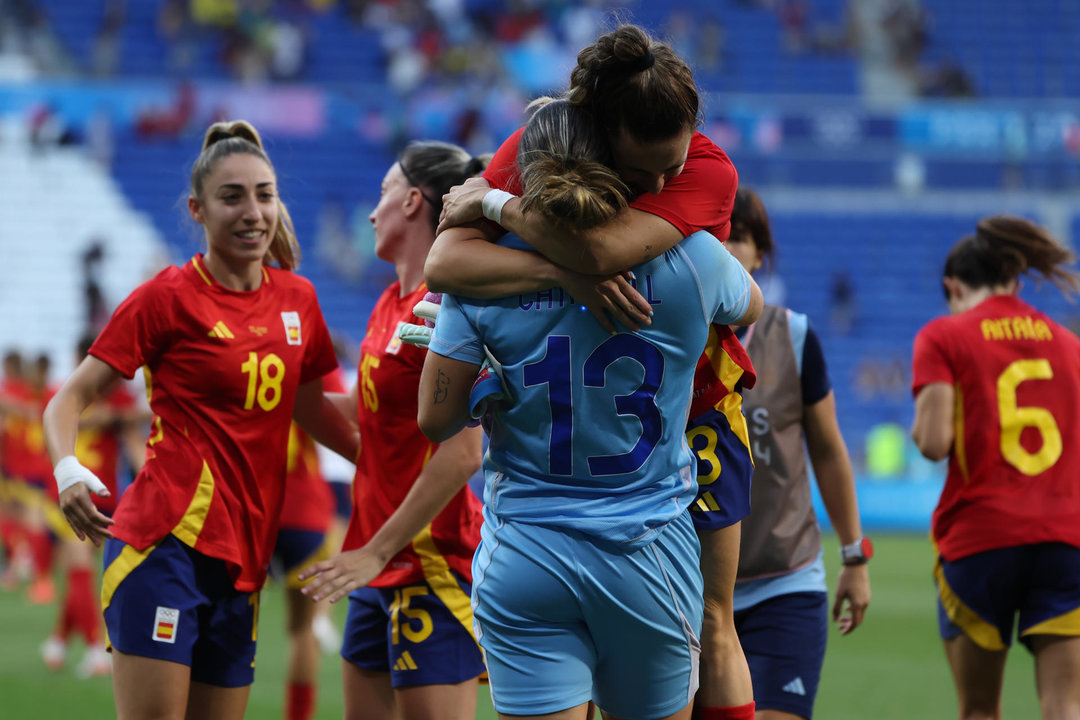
top-left (433, 370), bottom-right (450, 404)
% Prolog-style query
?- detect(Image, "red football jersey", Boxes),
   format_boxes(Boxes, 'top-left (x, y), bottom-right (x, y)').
top-left (483, 130), bottom-right (738, 240)
top-left (279, 370), bottom-right (346, 533)
top-left (342, 281), bottom-right (482, 588)
top-left (90, 256), bottom-right (337, 591)
top-left (912, 295), bottom-right (1080, 561)
top-left (0, 377), bottom-right (31, 479)
top-left (21, 385), bottom-right (57, 487)
top-left (484, 128), bottom-right (757, 417)
top-left (74, 383), bottom-right (137, 514)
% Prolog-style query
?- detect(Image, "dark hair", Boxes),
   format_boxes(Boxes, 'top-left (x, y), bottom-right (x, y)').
top-left (518, 98), bottom-right (629, 229)
top-left (77, 333), bottom-right (96, 360)
top-left (944, 215), bottom-right (1079, 298)
top-left (190, 120), bottom-right (300, 271)
top-left (567, 24), bottom-right (699, 142)
top-left (2, 351), bottom-right (22, 376)
top-left (730, 187), bottom-right (775, 268)
top-left (398, 141), bottom-right (489, 234)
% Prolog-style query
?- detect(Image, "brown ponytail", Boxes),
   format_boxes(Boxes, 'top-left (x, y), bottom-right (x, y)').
top-left (567, 24), bottom-right (699, 142)
top-left (518, 98), bottom-right (628, 229)
top-left (190, 120), bottom-right (300, 271)
top-left (944, 215), bottom-right (1080, 297)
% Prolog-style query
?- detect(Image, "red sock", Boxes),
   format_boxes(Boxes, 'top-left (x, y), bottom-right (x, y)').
top-left (286, 683), bottom-right (315, 720)
top-left (29, 530), bottom-right (53, 578)
top-left (66, 568), bottom-right (100, 645)
top-left (0, 517), bottom-right (23, 559)
top-left (695, 703), bottom-right (756, 720)
top-left (57, 591), bottom-right (76, 640)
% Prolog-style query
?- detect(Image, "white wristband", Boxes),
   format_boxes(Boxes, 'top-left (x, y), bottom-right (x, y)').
top-left (481, 189), bottom-right (516, 225)
top-left (54, 455), bottom-right (109, 497)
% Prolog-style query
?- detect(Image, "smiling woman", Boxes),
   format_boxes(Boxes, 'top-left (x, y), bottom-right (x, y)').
top-left (188, 121), bottom-right (300, 290)
top-left (41, 120), bottom-right (360, 720)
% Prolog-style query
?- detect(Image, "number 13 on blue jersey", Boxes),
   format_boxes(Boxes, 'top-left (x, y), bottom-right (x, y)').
top-left (523, 334), bottom-right (665, 477)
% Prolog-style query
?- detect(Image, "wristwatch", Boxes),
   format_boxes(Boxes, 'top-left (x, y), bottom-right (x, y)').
top-left (840, 537), bottom-right (874, 566)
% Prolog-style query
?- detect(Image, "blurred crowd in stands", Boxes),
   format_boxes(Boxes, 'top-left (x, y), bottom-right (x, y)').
top-left (0, 0), bottom-right (970, 106)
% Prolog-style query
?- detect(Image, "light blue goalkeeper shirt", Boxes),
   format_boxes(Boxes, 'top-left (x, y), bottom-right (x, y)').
top-left (429, 230), bottom-right (752, 547)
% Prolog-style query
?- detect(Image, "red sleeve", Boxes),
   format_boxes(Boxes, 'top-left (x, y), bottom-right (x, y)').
top-left (482, 128), bottom-right (524, 195)
top-left (911, 320), bottom-right (955, 395)
top-left (107, 384), bottom-right (136, 411)
top-left (323, 366), bottom-right (348, 394)
top-left (90, 275), bottom-right (172, 379)
top-left (299, 293), bottom-right (338, 385)
top-left (630, 132), bottom-right (738, 240)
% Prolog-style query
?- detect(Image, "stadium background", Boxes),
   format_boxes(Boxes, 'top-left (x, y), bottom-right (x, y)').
top-left (0, 0), bottom-right (1075, 716)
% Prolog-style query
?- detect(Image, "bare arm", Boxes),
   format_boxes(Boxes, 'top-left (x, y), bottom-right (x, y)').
top-left (425, 225), bottom-right (565, 298)
top-left (325, 384), bottom-right (359, 434)
top-left (43, 356), bottom-right (124, 545)
top-left (437, 178), bottom-right (685, 275)
top-left (292, 378), bottom-right (361, 463)
top-left (804, 391), bottom-right (870, 635)
top-left (911, 382), bottom-right (954, 461)
top-left (300, 425), bottom-right (483, 603)
top-left (417, 352), bottom-right (480, 444)
top-left (427, 227), bottom-right (653, 334)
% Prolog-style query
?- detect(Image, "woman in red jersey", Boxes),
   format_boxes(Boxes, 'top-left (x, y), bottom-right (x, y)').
top-left (428, 24), bottom-right (756, 720)
top-left (42, 334), bottom-right (148, 679)
top-left (302, 142), bottom-right (487, 720)
top-left (911, 215), bottom-right (1080, 720)
top-left (43, 120), bottom-right (358, 720)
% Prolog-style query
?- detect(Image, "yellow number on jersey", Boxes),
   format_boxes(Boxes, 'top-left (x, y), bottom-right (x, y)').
top-left (997, 358), bottom-right (1062, 476)
top-left (241, 352), bottom-right (285, 412)
top-left (74, 428), bottom-right (105, 471)
top-left (360, 354), bottom-right (380, 413)
top-left (686, 425), bottom-right (722, 485)
top-left (390, 586), bottom-right (433, 645)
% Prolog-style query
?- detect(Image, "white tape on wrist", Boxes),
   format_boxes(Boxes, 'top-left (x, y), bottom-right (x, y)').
top-left (481, 189), bottom-right (516, 225)
top-left (54, 455), bottom-right (109, 496)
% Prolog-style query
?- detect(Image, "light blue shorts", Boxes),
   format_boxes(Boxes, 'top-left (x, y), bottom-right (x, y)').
top-left (472, 511), bottom-right (703, 719)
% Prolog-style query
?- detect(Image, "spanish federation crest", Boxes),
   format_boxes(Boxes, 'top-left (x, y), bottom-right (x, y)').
top-left (281, 311), bottom-right (302, 345)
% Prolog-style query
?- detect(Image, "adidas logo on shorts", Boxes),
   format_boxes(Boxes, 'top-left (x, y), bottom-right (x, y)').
top-left (782, 677), bottom-right (806, 696)
top-left (393, 651), bottom-right (419, 671)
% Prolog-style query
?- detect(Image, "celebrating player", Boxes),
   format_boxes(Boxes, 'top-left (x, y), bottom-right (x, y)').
top-left (429, 24), bottom-right (758, 719)
top-left (301, 141), bottom-right (488, 720)
top-left (911, 215), bottom-right (1080, 720)
top-left (418, 97), bottom-right (758, 720)
top-left (43, 120), bottom-right (357, 720)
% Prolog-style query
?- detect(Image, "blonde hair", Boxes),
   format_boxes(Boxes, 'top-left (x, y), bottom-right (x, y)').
top-left (190, 120), bottom-right (300, 271)
top-left (518, 98), bottom-right (628, 229)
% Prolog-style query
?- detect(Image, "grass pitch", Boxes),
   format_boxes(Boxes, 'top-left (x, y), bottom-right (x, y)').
top-left (0, 534), bottom-right (1040, 719)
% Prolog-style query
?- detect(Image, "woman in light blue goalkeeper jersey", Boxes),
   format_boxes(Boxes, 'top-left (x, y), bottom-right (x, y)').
top-left (417, 99), bottom-right (762, 720)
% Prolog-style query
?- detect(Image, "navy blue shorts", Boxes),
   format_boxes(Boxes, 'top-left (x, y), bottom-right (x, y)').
top-left (330, 481), bottom-right (352, 520)
top-left (101, 534), bottom-right (259, 687)
top-left (341, 573), bottom-right (484, 688)
top-left (735, 591), bottom-right (828, 719)
top-left (936, 543), bottom-right (1080, 652)
top-left (686, 403), bottom-right (753, 530)
top-left (271, 528), bottom-right (329, 589)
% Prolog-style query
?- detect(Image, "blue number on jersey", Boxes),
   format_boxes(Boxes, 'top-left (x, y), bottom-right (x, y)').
top-left (524, 334), bottom-right (665, 477)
